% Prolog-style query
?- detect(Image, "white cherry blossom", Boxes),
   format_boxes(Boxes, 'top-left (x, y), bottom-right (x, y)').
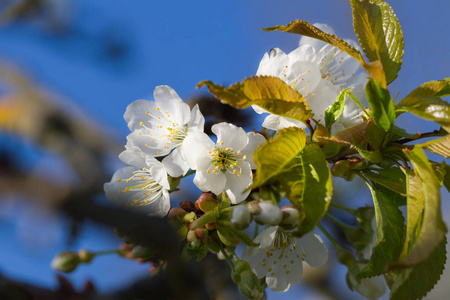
top-left (104, 145), bottom-right (170, 217)
top-left (254, 23), bottom-right (367, 134)
top-left (124, 85), bottom-right (205, 177)
top-left (182, 122), bottom-right (265, 204)
top-left (242, 226), bottom-right (328, 292)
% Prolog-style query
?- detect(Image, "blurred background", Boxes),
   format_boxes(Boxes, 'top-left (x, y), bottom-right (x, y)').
top-left (0, 0), bottom-right (449, 299)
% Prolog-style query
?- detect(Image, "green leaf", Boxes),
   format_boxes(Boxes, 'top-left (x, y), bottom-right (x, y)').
top-left (365, 77), bottom-right (395, 131)
top-left (399, 147), bottom-right (447, 266)
top-left (197, 76), bottom-right (312, 123)
top-left (396, 78), bottom-right (450, 128)
top-left (418, 134), bottom-right (450, 158)
top-left (252, 127), bottom-right (307, 188)
top-left (252, 128), bottom-right (332, 235)
top-left (349, 0), bottom-right (404, 84)
top-left (331, 119), bottom-right (370, 146)
top-left (361, 168), bottom-right (407, 197)
top-left (280, 144), bottom-right (333, 235)
top-left (262, 20), bottom-right (366, 65)
top-left (389, 237), bottom-right (447, 300)
top-left (325, 88), bottom-right (350, 131)
top-left (357, 186), bottom-right (405, 279)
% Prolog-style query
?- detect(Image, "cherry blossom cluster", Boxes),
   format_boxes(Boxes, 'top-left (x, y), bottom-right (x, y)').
top-left (101, 23), bottom-right (379, 297)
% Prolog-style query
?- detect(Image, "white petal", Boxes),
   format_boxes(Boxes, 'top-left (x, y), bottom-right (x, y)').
top-left (162, 148), bottom-right (189, 177)
top-left (186, 104), bottom-right (205, 132)
top-left (298, 232), bottom-right (328, 268)
top-left (288, 44), bottom-right (316, 62)
top-left (124, 99), bottom-right (155, 131)
top-left (254, 226), bottom-right (278, 248)
top-left (135, 191), bottom-right (170, 217)
top-left (288, 61), bottom-right (321, 96)
top-left (262, 114), bottom-right (305, 131)
top-left (104, 166), bottom-right (139, 208)
top-left (193, 158), bottom-right (226, 195)
top-left (148, 158), bottom-right (170, 190)
top-left (306, 81), bottom-right (339, 125)
top-left (223, 161), bottom-right (253, 204)
top-left (118, 148), bottom-right (147, 169)
top-left (349, 272), bottom-right (387, 300)
top-left (154, 85), bottom-right (191, 125)
top-left (251, 104), bottom-right (268, 115)
top-left (127, 130), bottom-right (171, 157)
top-left (256, 48), bottom-right (290, 77)
top-left (266, 247), bottom-right (303, 292)
top-left (212, 122), bottom-right (248, 151)
top-left (181, 132), bottom-right (215, 169)
top-left (298, 23), bottom-right (336, 50)
top-left (241, 132), bottom-right (266, 169)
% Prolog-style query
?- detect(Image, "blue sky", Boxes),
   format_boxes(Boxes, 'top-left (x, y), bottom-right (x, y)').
top-left (0, 0), bottom-right (449, 299)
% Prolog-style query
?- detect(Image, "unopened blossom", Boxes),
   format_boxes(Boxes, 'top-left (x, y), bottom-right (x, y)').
top-left (254, 23), bottom-right (367, 134)
top-left (124, 85), bottom-right (205, 177)
top-left (242, 226), bottom-right (328, 292)
top-left (348, 269), bottom-right (387, 300)
top-left (104, 146), bottom-right (170, 217)
top-left (182, 122), bottom-right (265, 204)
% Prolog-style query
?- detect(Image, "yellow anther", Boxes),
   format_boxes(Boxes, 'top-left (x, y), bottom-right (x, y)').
top-left (140, 122), bottom-right (144, 126)
top-left (117, 179), bottom-right (122, 182)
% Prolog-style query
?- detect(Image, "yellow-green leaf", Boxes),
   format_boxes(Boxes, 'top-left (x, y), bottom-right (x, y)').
top-left (418, 135), bottom-right (450, 158)
top-left (357, 186), bottom-right (405, 279)
top-left (252, 127), bottom-right (307, 188)
top-left (365, 77), bottom-right (395, 132)
top-left (252, 128), bottom-right (332, 235)
top-left (197, 76), bottom-right (312, 123)
top-left (389, 237), bottom-right (447, 300)
top-left (400, 147), bottom-right (447, 266)
top-left (396, 78), bottom-right (450, 128)
top-left (262, 20), bottom-right (366, 66)
top-left (350, 0), bottom-right (404, 84)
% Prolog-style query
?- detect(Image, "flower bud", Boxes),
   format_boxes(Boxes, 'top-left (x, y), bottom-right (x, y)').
top-left (195, 192), bottom-right (218, 213)
top-left (347, 270), bottom-right (387, 299)
top-left (238, 270), bottom-right (265, 299)
top-left (279, 206), bottom-right (301, 230)
top-left (51, 251), bottom-right (81, 273)
top-left (230, 205), bottom-right (251, 230)
top-left (246, 201), bottom-right (262, 215)
top-left (168, 207), bottom-right (187, 222)
top-left (205, 222), bottom-right (217, 230)
top-left (232, 259), bottom-right (252, 283)
top-left (331, 160), bottom-right (355, 181)
top-left (253, 201), bottom-right (282, 226)
top-left (78, 249), bottom-right (94, 263)
top-left (186, 227), bottom-right (208, 245)
top-left (179, 201), bottom-right (197, 213)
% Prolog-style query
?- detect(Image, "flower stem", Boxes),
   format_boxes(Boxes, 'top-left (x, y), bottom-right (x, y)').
top-left (317, 223), bottom-right (342, 251)
top-left (217, 243), bottom-right (235, 271)
top-left (325, 213), bottom-right (351, 230)
top-left (92, 249), bottom-right (126, 256)
top-left (330, 201), bottom-right (357, 215)
top-left (189, 211), bottom-right (217, 230)
top-left (254, 223), bottom-right (260, 239)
